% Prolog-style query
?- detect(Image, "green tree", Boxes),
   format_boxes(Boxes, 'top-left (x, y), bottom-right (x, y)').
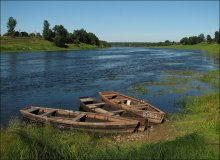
top-left (87, 32), bottom-right (100, 45)
top-left (164, 40), bottom-right (171, 46)
top-left (72, 29), bottom-right (88, 44)
top-left (198, 33), bottom-right (205, 43)
top-left (206, 35), bottom-right (212, 44)
top-left (43, 20), bottom-right (53, 41)
top-left (180, 37), bottom-right (189, 45)
top-left (72, 29), bottom-right (100, 45)
top-left (7, 17), bottom-right (17, 37)
top-left (100, 40), bottom-right (111, 47)
top-left (53, 25), bottom-right (68, 47)
top-left (188, 36), bottom-right (200, 45)
top-left (214, 30), bottom-right (220, 44)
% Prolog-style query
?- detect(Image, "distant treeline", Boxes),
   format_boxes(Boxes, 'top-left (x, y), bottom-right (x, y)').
top-left (110, 31), bottom-right (220, 47)
top-left (110, 41), bottom-right (177, 47)
top-left (3, 17), bottom-right (110, 48)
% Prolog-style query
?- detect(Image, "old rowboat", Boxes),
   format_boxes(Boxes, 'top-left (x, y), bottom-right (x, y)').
top-left (99, 91), bottom-right (165, 124)
top-left (20, 106), bottom-right (140, 133)
top-left (79, 97), bottom-right (148, 130)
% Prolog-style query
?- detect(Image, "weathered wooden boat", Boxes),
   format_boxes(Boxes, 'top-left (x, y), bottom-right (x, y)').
top-left (99, 91), bottom-right (165, 124)
top-left (20, 106), bottom-right (140, 133)
top-left (80, 97), bottom-right (148, 128)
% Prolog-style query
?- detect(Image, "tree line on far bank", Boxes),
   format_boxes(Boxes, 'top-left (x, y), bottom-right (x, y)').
top-left (3, 17), bottom-right (110, 48)
top-left (180, 32), bottom-right (219, 45)
top-left (110, 30), bottom-right (220, 47)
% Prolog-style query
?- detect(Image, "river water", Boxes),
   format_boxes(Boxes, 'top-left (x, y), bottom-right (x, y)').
top-left (0, 47), bottom-right (217, 126)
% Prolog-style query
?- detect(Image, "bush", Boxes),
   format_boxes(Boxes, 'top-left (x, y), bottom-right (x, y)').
top-left (54, 36), bottom-right (67, 48)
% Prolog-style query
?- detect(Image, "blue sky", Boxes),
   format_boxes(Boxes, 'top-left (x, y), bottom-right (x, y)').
top-left (1, 1), bottom-right (219, 42)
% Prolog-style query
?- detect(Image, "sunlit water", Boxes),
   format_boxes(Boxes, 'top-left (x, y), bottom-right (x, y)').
top-left (0, 47), bottom-right (217, 126)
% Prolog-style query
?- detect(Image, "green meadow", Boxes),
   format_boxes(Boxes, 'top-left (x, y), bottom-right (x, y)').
top-left (0, 37), bottom-right (106, 53)
top-left (157, 43), bottom-right (219, 58)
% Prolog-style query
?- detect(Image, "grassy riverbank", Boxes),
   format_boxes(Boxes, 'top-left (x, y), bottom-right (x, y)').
top-left (0, 37), bottom-right (106, 53)
top-left (154, 43), bottom-right (219, 58)
top-left (1, 119), bottom-right (218, 159)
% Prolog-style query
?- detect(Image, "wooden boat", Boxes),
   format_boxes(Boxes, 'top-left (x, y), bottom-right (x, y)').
top-left (79, 97), bottom-right (148, 130)
top-left (99, 91), bottom-right (165, 124)
top-left (20, 106), bottom-right (140, 134)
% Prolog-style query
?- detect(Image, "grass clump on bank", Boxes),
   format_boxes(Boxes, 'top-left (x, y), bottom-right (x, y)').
top-left (0, 37), bottom-right (106, 53)
top-left (1, 119), bottom-right (217, 160)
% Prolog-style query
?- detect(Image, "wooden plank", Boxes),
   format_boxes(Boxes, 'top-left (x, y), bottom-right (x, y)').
top-left (130, 104), bottom-right (147, 107)
top-left (112, 99), bottom-right (121, 103)
top-left (72, 114), bottom-right (86, 122)
top-left (131, 106), bottom-right (148, 109)
top-left (93, 102), bottom-right (105, 106)
top-left (105, 94), bottom-right (117, 98)
top-left (80, 98), bottom-right (94, 102)
top-left (26, 107), bottom-right (39, 113)
top-left (93, 108), bottom-right (114, 115)
top-left (41, 110), bottom-right (56, 117)
top-left (87, 105), bottom-right (100, 109)
top-left (111, 110), bottom-right (125, 114)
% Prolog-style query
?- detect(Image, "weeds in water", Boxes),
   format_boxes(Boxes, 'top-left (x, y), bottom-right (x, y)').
top-left (132, 83), bottom-right (148, 94)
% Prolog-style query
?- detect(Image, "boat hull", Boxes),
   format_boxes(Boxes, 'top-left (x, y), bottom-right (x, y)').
top-left (20, 106), bottom-right (140, 134)
top-left (99, 91), bottom-right (165, 124)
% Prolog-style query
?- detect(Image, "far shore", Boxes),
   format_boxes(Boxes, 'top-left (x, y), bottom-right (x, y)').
top-left (0, 37), bottom-right (109, 53)
top-left (1, 37), bottom-right (218, 59)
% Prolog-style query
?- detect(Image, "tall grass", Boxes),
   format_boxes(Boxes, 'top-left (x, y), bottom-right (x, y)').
top-left (1, 119), bottom-right (217, 160)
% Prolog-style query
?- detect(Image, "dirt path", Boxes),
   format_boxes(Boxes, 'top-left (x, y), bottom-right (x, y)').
top-left (111, 122), bottom-right (176, 144)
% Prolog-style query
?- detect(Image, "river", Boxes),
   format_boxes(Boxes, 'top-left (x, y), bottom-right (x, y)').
top-left (0, 47), bottom-right (217, 126)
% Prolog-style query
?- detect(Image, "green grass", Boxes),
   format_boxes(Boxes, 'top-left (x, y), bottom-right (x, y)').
top-left (0, 37), bottom-right (106, 53)
top-left (171, 93), bottom-right (219, 142)
top-left (1, 119), bottom-right (217, 160)
top-left (156, 43), bottom-right (219, 58)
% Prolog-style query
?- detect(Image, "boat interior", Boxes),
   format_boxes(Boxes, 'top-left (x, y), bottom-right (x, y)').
top-left (24, 107), bottom-right (115, 123)
top-left (103, 93), bottom-right (159, 112)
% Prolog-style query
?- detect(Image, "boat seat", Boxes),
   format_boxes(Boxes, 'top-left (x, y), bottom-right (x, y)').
top-left (93, 108), bottom-right (113, 115)
top-left (111, 110), bottom-right (125, 114)
top-left (72, 114), bottom-right (86, 122)
top-left (105, 94), bottom-right (117, 98)
top-left (112, 99), bottom-right (121, 104)
top-left (26, 107), bottom-right (39, 113)
top-left (93, 102), bottom-right (105, 106)
top-left (80, 98), bottom-right (94, 102)
top-left (87, 105), bottom-right (101, 109)
top-left (41, 110), bottom-right (56, 117)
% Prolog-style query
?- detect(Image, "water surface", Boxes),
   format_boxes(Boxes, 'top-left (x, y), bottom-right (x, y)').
top-left (0, 47), bottom-right (217, 126)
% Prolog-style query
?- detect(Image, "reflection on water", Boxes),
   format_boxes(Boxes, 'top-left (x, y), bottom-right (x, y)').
top-left (0, 48), bottom-right (218, 126)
